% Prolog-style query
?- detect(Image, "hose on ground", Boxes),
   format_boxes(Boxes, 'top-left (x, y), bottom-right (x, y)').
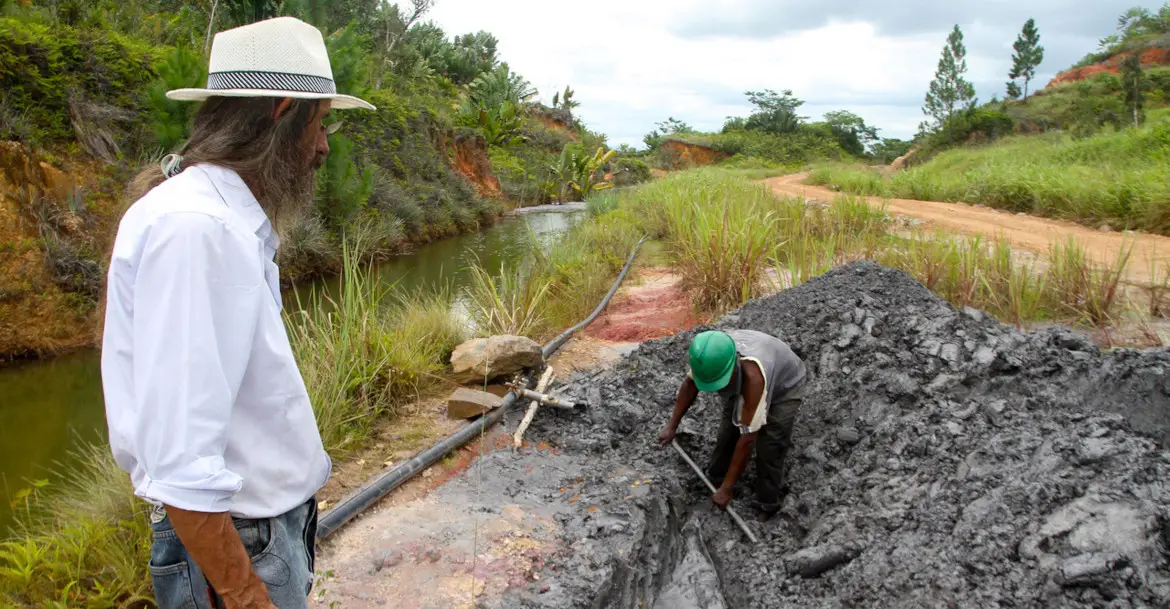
top-left (316, 236), bottom-right (647, 539)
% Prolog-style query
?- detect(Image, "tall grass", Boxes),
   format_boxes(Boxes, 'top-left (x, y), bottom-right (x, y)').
top-left (287, 245), bottom-right (467, 456)
top-left (0, 444), bottom-right (151, 608)
top-left (583, 169), bottom-right (1131, 328)
top-left (465, 260), bottom-right (552, 338)
top-left (875, 232), bottom-right (1131, 327)
top-left (1046, 237), bottom-right (1133, 326)
top-left (533, 209), bottom-right (644, 330)
top-left (806, 123), bottom-right (1170, 234)
top-left (615, 170), bottom-right (786, 312)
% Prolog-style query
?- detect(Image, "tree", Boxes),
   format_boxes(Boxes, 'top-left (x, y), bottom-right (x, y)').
top-left (922, 25), bottom-right (977, 133)
top-left (374, 0), bottom-right (434, 89)
top-left (743, 89), bottom-right (806, 135)
top-left (1007, 18), bottom-right (1044, 102)
top-left (823, 110), bottom-right (879, 157)
top-left (552, 86), bottom-right (580, 122)
top-left (1121, 53), bottom-right (1146, 126)
top-left (223, 0), bottom-right (278, 27)
top-left (1005, 80), bottom-right (1022, 100)
top-left (642, 117), bottom-right (694, 150)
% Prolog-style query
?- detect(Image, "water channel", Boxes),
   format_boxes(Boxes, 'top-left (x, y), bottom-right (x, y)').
top-left (0, 208), bottom-right (583, 533)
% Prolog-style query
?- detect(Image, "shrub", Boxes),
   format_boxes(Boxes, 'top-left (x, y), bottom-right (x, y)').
top-left (0, 18), bottom-right (159, 146)
top-left (315, 132), bottom-right (375, 231)
top-left (611, 157), bottom-right (651, 187)
top-left (278, 212), bottom-right (338, 282)
top-left (466, 255), bottom-right (552, 337)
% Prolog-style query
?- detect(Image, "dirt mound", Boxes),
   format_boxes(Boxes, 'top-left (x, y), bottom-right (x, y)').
top-left (527, 261), bottom-right (1170, 608)
top-left (450, 132), bottom-right (502, 199)
top-left (1047, 47), bottom-right (1170, 88)
top-left (0, 141), bottom-right (97, 359)
top-left (658, 139), bottom-right (728, 170)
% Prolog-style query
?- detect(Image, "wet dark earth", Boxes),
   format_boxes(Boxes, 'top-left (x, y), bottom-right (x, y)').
top-left (316, 262), bottom-right (1170, 608)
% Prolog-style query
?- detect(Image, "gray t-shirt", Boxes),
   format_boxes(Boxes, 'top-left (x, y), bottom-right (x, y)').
top-left (726, 329), bottom-right (806, 433)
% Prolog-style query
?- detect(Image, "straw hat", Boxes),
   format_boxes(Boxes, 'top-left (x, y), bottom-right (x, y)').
top-left (167, 16), bottom-right (375, 110)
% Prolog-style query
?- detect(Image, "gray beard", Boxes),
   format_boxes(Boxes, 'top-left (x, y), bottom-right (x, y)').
top-left (255, 154), bottom-right (318, 227)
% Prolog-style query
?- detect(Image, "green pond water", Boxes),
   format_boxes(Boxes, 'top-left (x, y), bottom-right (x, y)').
top-left (0, 209), bottom-right (582, 534)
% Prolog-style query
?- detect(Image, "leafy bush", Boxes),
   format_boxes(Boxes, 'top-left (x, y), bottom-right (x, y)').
top-left (489, 144), bottom-right (557, 205)
top-left (345, 90), bottom-right (491, 239)
top-left (0, 17), bottom-right (160, 146)
top-left (611, 157), bottom-right (651, 187)
top-left (922, 107), bottom-right (1016, 150)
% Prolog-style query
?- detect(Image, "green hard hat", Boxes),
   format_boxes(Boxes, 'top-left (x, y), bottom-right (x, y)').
top-left (688, 331), bottom-right (737, 392)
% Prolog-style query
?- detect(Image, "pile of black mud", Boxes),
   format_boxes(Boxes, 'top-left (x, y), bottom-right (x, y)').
top-left (518, 261), bottom-right (1170, 609)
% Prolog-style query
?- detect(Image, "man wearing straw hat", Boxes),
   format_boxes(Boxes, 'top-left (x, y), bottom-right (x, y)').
top-left (100, 16), bottom-right (374, 609)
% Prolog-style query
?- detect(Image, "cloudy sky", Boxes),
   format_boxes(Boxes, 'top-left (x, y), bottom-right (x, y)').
top-left (426, 1), bottom-right (1151, 148)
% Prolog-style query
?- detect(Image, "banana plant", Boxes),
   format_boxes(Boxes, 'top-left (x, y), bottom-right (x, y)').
top-left (549, 144), bottom-right (616, 202)
top-left (477, 100), bottom-right (523, 146)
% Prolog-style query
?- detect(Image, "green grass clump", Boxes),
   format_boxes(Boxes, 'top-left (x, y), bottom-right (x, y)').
top-left (534, 208), bottom-right (644, 330)
top-left (806, 164), bottom-right (891, 197)
top-left (806, 121), bottom-right (1170, 234)
top-left (465, 258), bottom-right (553, 338)
top-left (875, 232), bottom-right (1132, 327)
top-left (615, 170), bottom-right (786, 312)
top-left (287, 245), bottom-right (467, 456)
top-left (0, 444), bottom-right (152, 608)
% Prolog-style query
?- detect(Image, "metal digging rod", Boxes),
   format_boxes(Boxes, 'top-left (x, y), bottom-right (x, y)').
top-left (671, 439), bottom-right (759, 544)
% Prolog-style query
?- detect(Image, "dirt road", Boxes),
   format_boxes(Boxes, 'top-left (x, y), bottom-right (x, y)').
top-left (765, 173), bottom-right (1170, 286)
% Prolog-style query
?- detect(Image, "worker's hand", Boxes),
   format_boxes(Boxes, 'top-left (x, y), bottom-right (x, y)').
top-left (712, 487), bottom-right (733, 510)
top-left (657, 424), bottom-right (676, 448)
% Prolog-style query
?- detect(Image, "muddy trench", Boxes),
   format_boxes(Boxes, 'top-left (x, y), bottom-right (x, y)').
top-left (318, 261), bottom-right (1170, 609)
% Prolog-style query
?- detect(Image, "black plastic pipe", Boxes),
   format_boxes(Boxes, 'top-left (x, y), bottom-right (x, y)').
top-left (542, 236), bottom-right (647, 359)
top-left (316, 236), bottom-right (646, 539)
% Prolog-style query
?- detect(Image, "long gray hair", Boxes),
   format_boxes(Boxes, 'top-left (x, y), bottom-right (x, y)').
top-left (101, 97), bottom-right (323, 340)
top-left (127, 96), bottom-right (323, 223)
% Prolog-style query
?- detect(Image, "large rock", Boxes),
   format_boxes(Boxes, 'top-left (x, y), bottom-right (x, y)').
top-left (446, 387), bottom-right (504, 420)
top-left (450, 335), bottom-right (543, 384)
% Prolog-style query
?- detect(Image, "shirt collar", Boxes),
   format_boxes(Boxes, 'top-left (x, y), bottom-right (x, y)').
top-left (193, 164), bottom-right (280, 253)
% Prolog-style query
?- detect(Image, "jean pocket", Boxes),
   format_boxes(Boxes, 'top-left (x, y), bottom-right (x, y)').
top-left (149, 561), bottom-right (199, 609)
top-left (234, 517), bottom-right (274, 558)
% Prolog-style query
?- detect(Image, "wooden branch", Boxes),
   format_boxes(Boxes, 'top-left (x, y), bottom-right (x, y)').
top-left (513, 366), bottom-right (555, 448)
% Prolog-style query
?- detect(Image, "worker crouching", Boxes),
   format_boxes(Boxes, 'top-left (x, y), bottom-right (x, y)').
top-left (658, 329), bottom-right (810, 516)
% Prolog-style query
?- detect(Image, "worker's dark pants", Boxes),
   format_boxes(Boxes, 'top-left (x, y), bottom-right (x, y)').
top-left (704, 375), bottom-right (808, 509)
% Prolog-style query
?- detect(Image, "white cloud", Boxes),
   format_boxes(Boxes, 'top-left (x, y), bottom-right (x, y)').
top-left (424, 0), bottom-right (1131, 148)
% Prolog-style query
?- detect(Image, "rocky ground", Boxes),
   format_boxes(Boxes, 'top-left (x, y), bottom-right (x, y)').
top-left (523, 261), bottom-right (1170, 608)
top-left (315, 261), bottom-right (1170, 608)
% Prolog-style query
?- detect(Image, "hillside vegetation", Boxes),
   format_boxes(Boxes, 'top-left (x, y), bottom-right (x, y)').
top-left (636, 90), bottom-right (914, 174)
top-left (803, 4), bottom-right (1170, 235)
top-left (0, 0), bottom-right (646, 359)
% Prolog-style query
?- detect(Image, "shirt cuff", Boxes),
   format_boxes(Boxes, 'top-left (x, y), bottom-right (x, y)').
top-left (135, 458), bottom-right (243, 512)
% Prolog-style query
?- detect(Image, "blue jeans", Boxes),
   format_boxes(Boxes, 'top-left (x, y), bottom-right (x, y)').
top-left (149, 498), bottom-right (318, 609)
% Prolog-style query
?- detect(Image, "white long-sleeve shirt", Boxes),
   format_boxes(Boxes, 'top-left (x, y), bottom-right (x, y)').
top-left (101, 163), bottom-right (330, 519)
